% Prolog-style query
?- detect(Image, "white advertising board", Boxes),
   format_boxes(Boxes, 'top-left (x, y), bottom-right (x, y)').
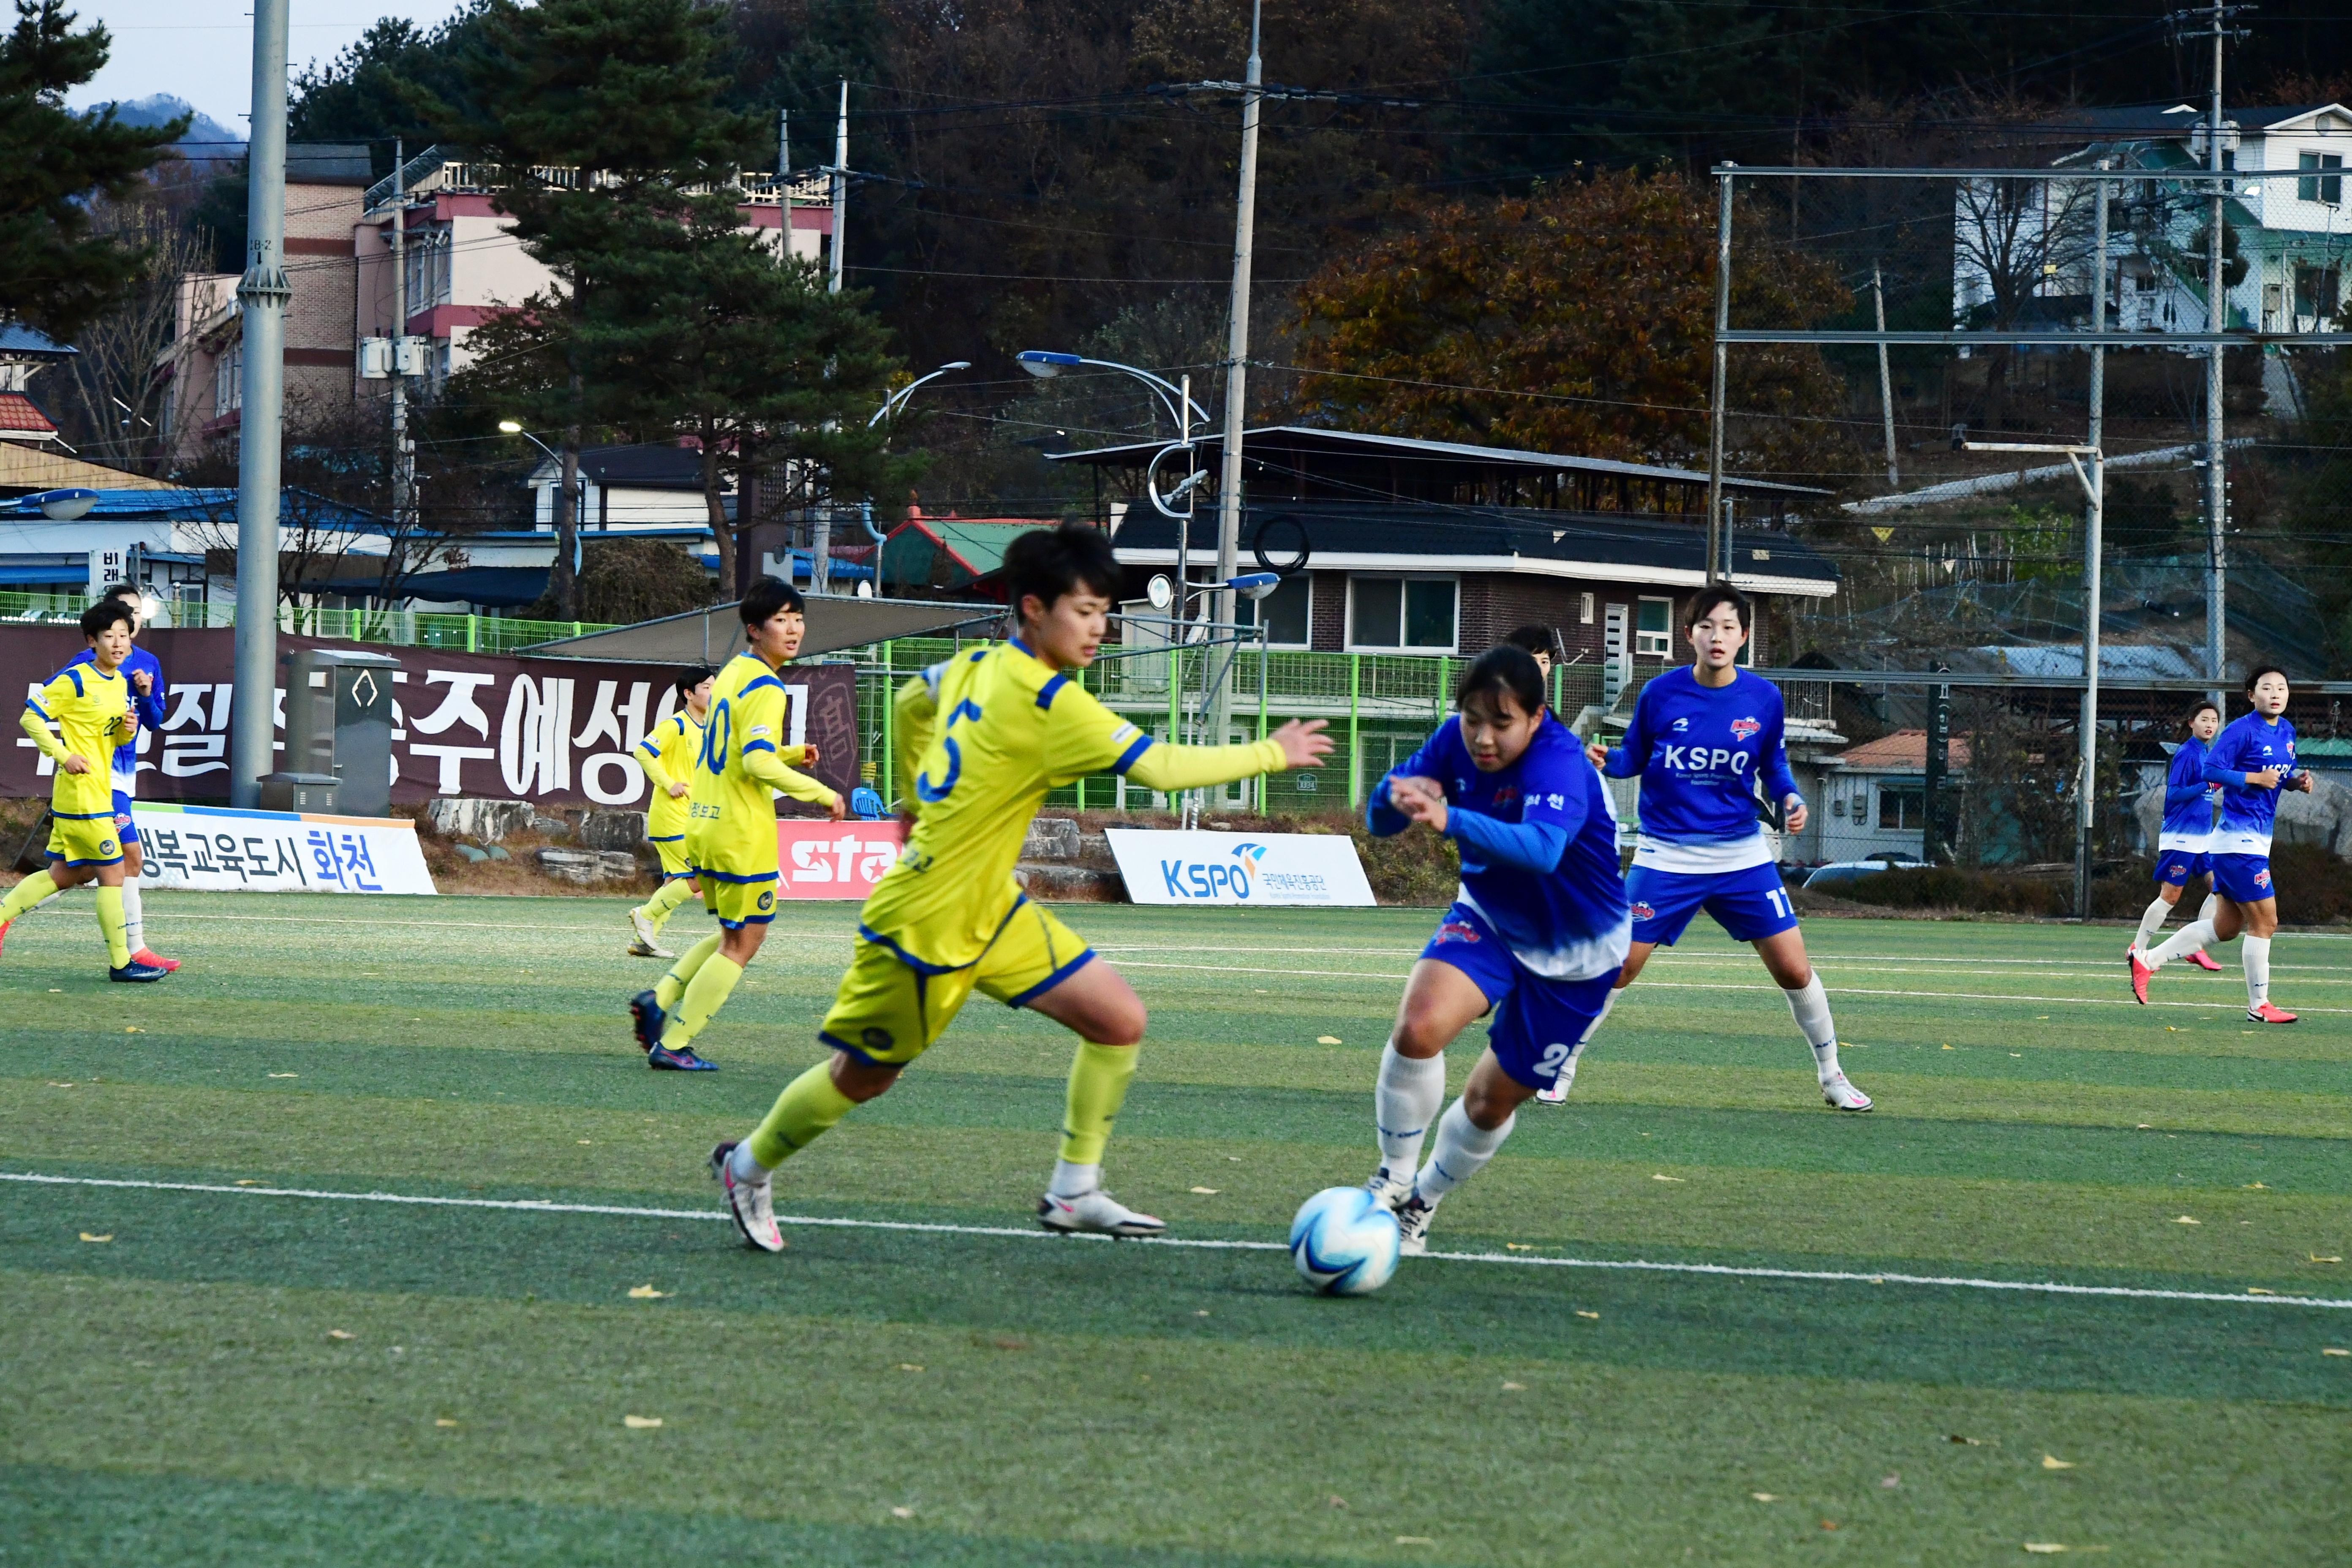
top-left (1105, 829), bottom-right (1376, 908)
top-left (132, 803), bottom-right (437, 896)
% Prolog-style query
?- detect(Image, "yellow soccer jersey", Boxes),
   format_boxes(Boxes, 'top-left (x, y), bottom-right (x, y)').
top-left (21, 660), bottom-right (133, 819)
top-left (635, 708), bottom-right (703, 841)
top-left (860, 637), bottom-right (1287, 972)
top-left (683, 651), bottom-right (836, 875)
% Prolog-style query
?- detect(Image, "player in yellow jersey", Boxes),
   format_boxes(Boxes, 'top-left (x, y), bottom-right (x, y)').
top-left (629, 580), bottom-right (843, 1070)
top-left (626, 664), bottom-right (716, 959)
top-left (709, 522), bottom-right (1333, 1247)
top-left (0, 600), bottom-right (167, 981)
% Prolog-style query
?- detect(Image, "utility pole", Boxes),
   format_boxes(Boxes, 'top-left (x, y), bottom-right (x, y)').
top-left (1704, 167), bottom-right (1735, 583)
top-left (1206, 0), bottom-right (1263, 755)
top-left (778, 108), bottom-right (789, 180)
top-left (829, 80), bottom-right (847, 294)
top-left (389, 139), bottom-right (412, 558)
top-left (230, 0), bottom-right (290, 807)
top-left (1872, 262), bottom-right (1898, 489)
top-left (2078, 165), bottom-right (2112, 920)
top-left (2198, 0), bottom-right (2235, 691)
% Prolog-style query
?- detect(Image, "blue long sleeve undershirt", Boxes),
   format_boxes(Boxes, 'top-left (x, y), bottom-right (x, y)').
top-left (1365, 776), bottom-right (1572, 873)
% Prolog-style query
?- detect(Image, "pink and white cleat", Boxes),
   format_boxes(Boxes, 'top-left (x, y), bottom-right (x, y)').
top-left (2129, 950), bottom-right (2154, 1004)
top-left (2185, 950), bottom-right (2225, 972)
top-left (2248, 1002), bottom-right (2298, 1024)
top-left (131, 947), bottom-right (180, 973)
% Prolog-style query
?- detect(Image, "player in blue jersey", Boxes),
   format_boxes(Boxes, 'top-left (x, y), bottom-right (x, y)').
top-left (68, 583), bottom-right (177, 972)
top-left (2129, 700), bottom-right (2225, 971)
top-left (1580, 586), bottom-right (1870, 1111)
top-left (1361, 643), bottom-right (1630, 1255)
top-left (2133, 667), bottom-right (2308, 1022)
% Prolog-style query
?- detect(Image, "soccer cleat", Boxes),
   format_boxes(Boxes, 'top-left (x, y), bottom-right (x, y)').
top-left (1037, 1188), bottom-right (1165, 1238)
top-left (131, 947), bottom-right (180, 973)
top-left (107, 958), bottom-right (168, 983)
top-left (1533, 1054), bottom-right (1579, 1105)
top-left (626, 907), bottom-right (672, 960)
top-left (648, 1042), bottom-right (718, 1071)
top-left (629, 989), bottom-right (666, 1052)
top-left (709, 1140), bottom-right (785, 1252)
top-left (2185, 950), bottom-right (2225, 972)
top-left (2129, 950), bottom-right (2153, 1004)
top-left (0, 917), bottom-right (10, 958)
top-left (1363, 1165), bottom-right (1415, 1211)
top-left (2248, 1002), bottom-right (2298, 1024)
top-left (1394, 1191), bottom-right (1437, 1257)
top-left (1820, 1073), bottom-right (1873, 1112)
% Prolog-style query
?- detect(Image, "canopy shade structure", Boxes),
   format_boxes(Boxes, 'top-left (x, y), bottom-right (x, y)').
top-left (880, 516), bottom-right (1051, 595)
top-left (524, 591), bottom-right (997, 662)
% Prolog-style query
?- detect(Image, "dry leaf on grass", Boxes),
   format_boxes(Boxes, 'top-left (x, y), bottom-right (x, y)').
top-left (267, 1073), bottom-right (298, 1079)
top-left (1880, 1475), bottom-right (1900, 1489)
top-left (2310, 1255), bottom-right (2342, 1263)
top-left (2322, 1348), bottom-right (2349, 1357)
top-left (2041, 1455), bottom-right (2076, 1470)
top-left (2247, 1287), bottom-right (2276, 1296)
top-left (1575, 1310), bottom-right (1600, 1320)
top-left (626, 1285), bottom-right (670, 1299)
top-left (898, 1364), bottom-right (924, 1372)
top-left (2023, 1546), bottom-right (2069, 1556)
top-left (2173, 1216), bottom-right (2200, 1225)
top-left (1750, 1493), bottom-right (1779, 1503)
top-left (623, 1416), bottom-right (663, 1429)
top-left (234, 1179), bottom-right (260, 1186)
top-left (1505, 1242), bottom-right (1534, 1251)
top-left (1651, 1174), bottom-right (1685, 1183)
top-left (123, 1026), bottom-right (141, 1034)
top-left (2243, 1182), bottom-right (2269, 1190)
top-left (327, 1330), bottom-right (354, 1341)
top-left (1190, 1187), bottom-right (1220, 1195)
top-left (435, 1418), bottom-right (458, 1428)
top-left (1316, 1035), bottom-right (1343, 1045)
top-left (1500, 1381), bottom-right (1527, 1391)
top-left (1394, 1538), bottom-right (1435, 1546)
top-left (78, 1233), bottom-right (111, 1243)
top-left (891, 1506), bottom-right (915, 1518)
top-left (1948, 1435), bottom-right (1981, 1444)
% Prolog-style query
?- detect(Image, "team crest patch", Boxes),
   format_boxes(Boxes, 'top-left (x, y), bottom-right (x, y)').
top-left (1730, 716), bottom-right (1761, 740)
top-left (861, 1027), bottom-right (894, 1053)
top-left (100, 838), bottom-right (116, 855)
top-left (757, 890), bottom-right (775, 912)
top-left (1434, 919), bottom-right (1481, 945)
top-left (2255, 868), bottom-right (2273, 890)
top-left (2167, 863), bottom-right (2187, 877)
top-left (1629, 901), bottom-right (1657, 922)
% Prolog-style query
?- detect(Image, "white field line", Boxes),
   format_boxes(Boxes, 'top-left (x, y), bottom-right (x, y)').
top-left (5, 1170), bottom-right (2346, 1312)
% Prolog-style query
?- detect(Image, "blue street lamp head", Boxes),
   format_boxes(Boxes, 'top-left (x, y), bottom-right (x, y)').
top-left (1016, 349), bottom-right (1083, 378)
top-left (1228, 572), bottom-right (1280, 602)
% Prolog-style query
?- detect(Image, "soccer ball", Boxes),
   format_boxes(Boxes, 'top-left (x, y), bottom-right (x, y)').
top-left (1289, 1186), bottom-right (1401, 1296)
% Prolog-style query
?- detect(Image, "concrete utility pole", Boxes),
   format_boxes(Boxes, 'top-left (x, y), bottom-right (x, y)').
top-left (829, 80), bottom-right (847, 294)
top-left (230, 0), bottom-right (291, 807)
top-left (2079, 166), bottom-right (2112, 920)
top-left (2200, 0), bottom-right (2232, 689)
top-left (1207, 0), bottom-right (1263, 751)
top-left (1704, 167), bottom-right (1735, 583)
top-left (1872, 262), bottom-right (1898, 489)
top-left (389, 139), bottom-right (413, 551)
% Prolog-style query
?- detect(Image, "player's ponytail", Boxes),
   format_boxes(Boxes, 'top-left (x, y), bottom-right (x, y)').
top-left (1456, 645), bottom-right (1546, 721)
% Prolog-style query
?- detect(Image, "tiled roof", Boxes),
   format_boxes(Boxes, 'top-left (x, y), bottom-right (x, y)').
top-left (0, 392), bottom-right (57, 435)
top-left (1831, 728), bottom-right (1974, 771)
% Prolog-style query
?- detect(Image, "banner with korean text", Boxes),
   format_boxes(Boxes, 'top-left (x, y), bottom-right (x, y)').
top-left (1, 627), bottom-right (858, 811)
top-left (1104, 829), bottom-right (1376, 907)
top-left (133, 803), bottom-right (437, 895)
top-left (778, 819), bottom-right (905, 900)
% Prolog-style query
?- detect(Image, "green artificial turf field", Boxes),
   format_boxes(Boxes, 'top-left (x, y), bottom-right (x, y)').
top-left (2, 890), bottom-right (2348, 1565)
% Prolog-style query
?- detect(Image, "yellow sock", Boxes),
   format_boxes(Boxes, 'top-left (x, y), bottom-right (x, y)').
top-left (1059, 1041), bottom-right (1139, 1165)
top-left (93, 885), bottom-right (131, 969)
top-left (655, 932), bottom-right (722, 1012)
top-left (641, 877), bottom-right (698, 936)
top-left (746, 1059), bottom-right (858, 1168)
top-left (0, 868), bottom-right (58, 924)
top-left (662, 953), bottom-right (743, 1047)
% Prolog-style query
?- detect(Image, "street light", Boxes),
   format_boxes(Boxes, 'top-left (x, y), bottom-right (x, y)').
top-left (1015, 350), bottom-right (1211, 433)
top-left (501, 420), bottom-right (588, 579)
top-left (868, 360), bottom-right (972, 427)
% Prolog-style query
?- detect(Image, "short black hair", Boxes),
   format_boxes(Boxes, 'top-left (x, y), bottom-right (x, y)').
top-left (1503, 624), bottom-right (1555, 660)
top-left (1684, 584), bottom-right (1752, 631)
top-left (1003, 521), bottom-right (1119, 620)
top-left (739, 575), bottom-right (804, 634)
top-left (674, 664), bottom-right (717, 699)
top-left (1456, 644), bottom-right (1547, 721)
top-left (2244, 664), bottom-right (2289, 696)
top-left (100, 582), bottom-right (140, 605)
top-left (79, 599), bottom-right (133, 639)
top-left (2183, 698), bottom-right (2220, 732)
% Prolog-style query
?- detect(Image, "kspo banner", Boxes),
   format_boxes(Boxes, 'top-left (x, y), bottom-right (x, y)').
top-left (1, 627), bottom-right (858, 811)
top-left (1104, 829), bottom-right (1377, 907)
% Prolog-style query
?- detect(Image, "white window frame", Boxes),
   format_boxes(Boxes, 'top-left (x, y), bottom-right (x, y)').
top-left (1345, 573), bottom-right (1459, 653)
top-left (1633, 595), bottom-right (1675, 658)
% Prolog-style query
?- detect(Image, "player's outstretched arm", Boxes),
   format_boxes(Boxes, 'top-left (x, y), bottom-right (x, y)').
top-left (1124, 719), bottom-right (1331, 793)
top-left (744, 747), bottom-right (844, 818)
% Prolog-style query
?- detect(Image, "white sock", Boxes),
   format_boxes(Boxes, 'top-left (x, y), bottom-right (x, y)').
top-left (1375, 1042), bottom-right (1448, 1175)
top-left (2147, 920), bottom-right (2216, 973)
top-left (1415, 1098), bottom-right (1514, 1200)
top-left (1048, 1158), bottom-right (1099, 1199)
top-left (2243, 935), bottom-right (2271, 1010)
top-left (120, 880), bottom-right (144, 953)
top-left (2134, 895), bottom-right (2172, 952)
top-left (1784, 975), bottom-right (1840, 1080)
top-left (729, 1141), bottom-right (770, 1184)
top-left (2196, 892), bottom-right (2219, 925)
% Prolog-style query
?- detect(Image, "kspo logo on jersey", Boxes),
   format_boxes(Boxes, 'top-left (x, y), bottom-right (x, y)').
top-left (1628, 900), bottom-right (1658, 921)
top-left (1433, 917), bottom-right (1482, 945)
top-left (2256, 867), bottom-right (2273, 890)
top-left (1660, 744), bottom-right (1753, 773)
top-left (1729, 716), bottom-right (1762, 740)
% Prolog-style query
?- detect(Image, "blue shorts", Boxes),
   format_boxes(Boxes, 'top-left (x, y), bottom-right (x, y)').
top-left (2212, 853), bottom-right (2275, 904)
top-left (112, 789), bottom-right (139, 850)
top-left (2153, 850), bottom-right (2210, 888)
top-left (1625, 860), bottom-right (1798, 947)
top-left (1421, 903), bottom-right (1620, 1091)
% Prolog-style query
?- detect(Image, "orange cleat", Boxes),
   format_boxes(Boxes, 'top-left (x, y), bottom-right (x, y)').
top-left (2185, 950), bottom-right (2225, 972)
top-left (131, 947), bottom-right (180, 973)
top-left (0, 917), bottom-right (10, 958)
top-left (2248, 1002), bottom-right (2298, 1024)
top-left (2129, 950), bottom-right (2153, 1004)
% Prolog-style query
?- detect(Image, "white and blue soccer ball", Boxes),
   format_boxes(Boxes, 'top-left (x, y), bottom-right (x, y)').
top-left (1289, 1186), bottom-right (1401, 1296)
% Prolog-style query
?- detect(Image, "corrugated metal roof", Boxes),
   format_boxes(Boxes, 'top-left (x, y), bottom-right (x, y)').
top-left (0, 324), bottom-right (74, 358)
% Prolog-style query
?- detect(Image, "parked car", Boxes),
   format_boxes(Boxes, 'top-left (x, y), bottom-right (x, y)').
top-left (1801, 852), bottom-right (1925, 890)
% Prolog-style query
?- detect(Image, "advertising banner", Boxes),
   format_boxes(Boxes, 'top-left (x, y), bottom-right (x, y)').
top-left (1104, 829), bottom-right (1376, 907)
top-left (131, 803), bottom-right (437, 896)
top-left (778, 818), bottom-right (905, 901)
top-left (2, 627), bottom-right (859, 812)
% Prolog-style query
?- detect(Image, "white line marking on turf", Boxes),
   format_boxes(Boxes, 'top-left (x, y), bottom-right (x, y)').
top-left (6, 1171), bottom-right (2347, 1311)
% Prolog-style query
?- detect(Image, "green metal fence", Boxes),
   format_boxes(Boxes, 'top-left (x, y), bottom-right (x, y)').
top-left (0, 590), bottom-right (615, 654)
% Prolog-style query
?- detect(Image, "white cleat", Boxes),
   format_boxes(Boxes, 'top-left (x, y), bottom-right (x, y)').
top-left (1821, 1073), bottom-right (1873, 1112)
top-left (1533, 1054), bottom-right (1579, 1105)
top-left (1394, 1191), bottom-right (1438, 1257)
top-left (1363, 1165), bottom-right (1415, 1211)
top-left (627, 907), bottom-right (673, 959)
top-left (709, 1141), bottom-right (784, 1253)
top-left (1037, 1187), bottom-right (1165, 1237)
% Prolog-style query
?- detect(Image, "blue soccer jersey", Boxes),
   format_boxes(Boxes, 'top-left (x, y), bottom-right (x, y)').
top-left (2157, 735), bottom-right (2218, 853)
top-left (2205, 711), bottom-right (2298, 855)
top-left (1602, 667), bottom-right (1799, 873)
top-left (70, 641), bottom-right (163, 795)
top-left (1369, 713), bottom-right (1628, 980)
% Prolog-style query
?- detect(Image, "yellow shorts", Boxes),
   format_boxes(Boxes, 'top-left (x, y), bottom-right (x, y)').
top-left (46, 811), bottom-right (122, 868)
top-left (820, 898), bottom-right (1094, 1067)
top-left (697, 868), bottom-right (779, 928)
top-left (650, 836), bottom-right (692, 878)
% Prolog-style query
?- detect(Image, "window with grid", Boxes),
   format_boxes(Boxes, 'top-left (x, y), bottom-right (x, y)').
top-left (2300, 151), bottom-right (2344, 204)
top-left (1239, 574), bottom-right (1311, 646)
top-left (1634, 596), bottom-right (1674, 657)
top-left (1347, 576), bottom-right (1457, 651)
top-left (1878, 784), bottom-right (1925, 830)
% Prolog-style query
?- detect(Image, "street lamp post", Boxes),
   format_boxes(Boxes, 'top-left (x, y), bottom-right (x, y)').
top-left (855, 361), bottom-right (973, 595)
top-left (501, 420), bottom-right (588, 591)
